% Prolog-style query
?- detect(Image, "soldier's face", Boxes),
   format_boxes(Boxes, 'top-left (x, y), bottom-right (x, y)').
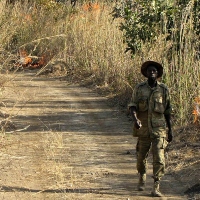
top-left (146, 66), bottom-right (158, 80)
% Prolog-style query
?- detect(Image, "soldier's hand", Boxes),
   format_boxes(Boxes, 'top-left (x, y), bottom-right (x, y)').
top-left (134, 119), bottom-right (142, 129)
top-left (167, 130), bottom-right (173, 143)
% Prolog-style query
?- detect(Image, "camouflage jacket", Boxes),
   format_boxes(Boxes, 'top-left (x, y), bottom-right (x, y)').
top-left (128, 81), bottom-right (171, 138)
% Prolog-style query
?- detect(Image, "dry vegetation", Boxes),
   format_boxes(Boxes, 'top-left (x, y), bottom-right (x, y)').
top-left (0, 0), bottom-right (199, 198)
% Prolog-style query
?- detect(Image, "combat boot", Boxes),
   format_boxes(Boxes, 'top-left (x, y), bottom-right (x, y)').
top-left (137, 173), bottom-right (146, 191)
top-left (151, 180), bottom-right (163, 197)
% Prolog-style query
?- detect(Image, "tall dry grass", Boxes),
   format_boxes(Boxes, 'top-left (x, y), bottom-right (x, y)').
top-left (0, 0), bottom-right (199, 126)
top-left (0, 1), bottom-right (199, 196)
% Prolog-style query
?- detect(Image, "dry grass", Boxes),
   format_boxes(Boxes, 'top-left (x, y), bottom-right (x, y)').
top-left (41, 131), bottom-right (72, 189)
top-left (0, 1), bottom-right (199, 198)
top-left (1, 0), bottom-right (199, 126)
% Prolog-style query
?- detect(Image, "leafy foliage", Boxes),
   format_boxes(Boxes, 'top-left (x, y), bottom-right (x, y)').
top-left (112, 0), bottom-right (200, 55)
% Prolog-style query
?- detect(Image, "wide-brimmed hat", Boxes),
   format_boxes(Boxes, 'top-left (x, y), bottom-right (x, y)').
top-left (141, 61), bottom-right (163, 78)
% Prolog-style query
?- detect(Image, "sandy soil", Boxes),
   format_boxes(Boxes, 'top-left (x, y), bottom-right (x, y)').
top-left (0, 71), bottom-right (191, 199)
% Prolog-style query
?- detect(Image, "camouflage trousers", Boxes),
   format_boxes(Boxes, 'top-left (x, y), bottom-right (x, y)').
top-left (136, 137), bottom-right (168, 180)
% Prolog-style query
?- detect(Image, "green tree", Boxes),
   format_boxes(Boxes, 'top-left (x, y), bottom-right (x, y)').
top-left (112, 0), bottom-right (200, 56)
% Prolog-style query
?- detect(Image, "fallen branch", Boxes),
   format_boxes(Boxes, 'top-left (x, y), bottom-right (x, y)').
top-left (19, 34), bottom-right (67, 49)
top-left (5, 125), bottom-right (30, 134)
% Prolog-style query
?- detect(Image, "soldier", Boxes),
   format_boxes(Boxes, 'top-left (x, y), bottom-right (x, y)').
top-left (128, 61), bottom-right (173, 197)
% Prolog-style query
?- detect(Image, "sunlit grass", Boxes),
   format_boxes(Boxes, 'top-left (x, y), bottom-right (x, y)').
top-left (0, 0), bottom-right (199, 126)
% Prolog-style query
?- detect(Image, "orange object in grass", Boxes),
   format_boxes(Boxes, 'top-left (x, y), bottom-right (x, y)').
top-left (192, 97), bottom-right (200, 123)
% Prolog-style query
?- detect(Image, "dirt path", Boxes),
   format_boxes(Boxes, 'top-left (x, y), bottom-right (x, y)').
top-left (0, 71), bottom-right (187, 200)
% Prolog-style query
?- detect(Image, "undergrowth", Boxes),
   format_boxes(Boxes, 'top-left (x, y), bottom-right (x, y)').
top-left (0, 0), bottom-right (199, 127)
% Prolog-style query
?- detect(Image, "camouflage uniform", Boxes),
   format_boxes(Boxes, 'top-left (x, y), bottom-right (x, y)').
top-left (128, 81), bottom-right (171, 180)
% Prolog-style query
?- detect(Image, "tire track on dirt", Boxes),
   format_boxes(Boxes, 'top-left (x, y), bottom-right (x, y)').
top-left (0, 72), bottom-right (187, 200)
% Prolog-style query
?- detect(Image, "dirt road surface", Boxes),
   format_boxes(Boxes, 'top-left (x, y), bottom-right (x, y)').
top-left (0, 71), bottom-right (187, 200)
